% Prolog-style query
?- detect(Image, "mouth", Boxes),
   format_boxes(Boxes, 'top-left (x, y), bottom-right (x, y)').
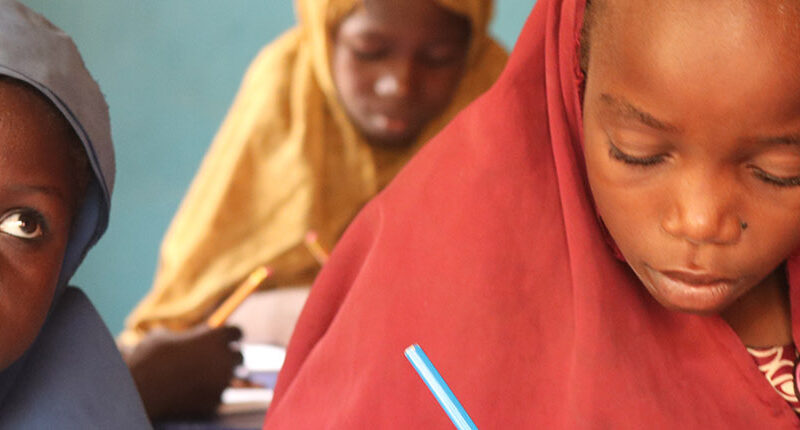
top-left (642, 265), bottom-right (739, 312)
top-left (371, 113), bottom-right (410, 134)
top-left (368, 109), bottom-right (415, 135)
top-left (659, 270), bottom-right (736, 287)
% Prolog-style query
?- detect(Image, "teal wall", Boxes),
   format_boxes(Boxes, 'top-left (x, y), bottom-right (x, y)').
top-left (18, 0), bottom-right (535, 335)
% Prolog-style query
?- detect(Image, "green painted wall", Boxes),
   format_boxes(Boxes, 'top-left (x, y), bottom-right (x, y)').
top-left (18, 0), bottom-right (535, 334)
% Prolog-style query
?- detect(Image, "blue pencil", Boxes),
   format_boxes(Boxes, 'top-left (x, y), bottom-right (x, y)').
top-left (404, 344), bottom-right (478, 430)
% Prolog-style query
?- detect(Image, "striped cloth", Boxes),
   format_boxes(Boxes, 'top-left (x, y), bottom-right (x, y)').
top-left (747, 344), bottom-right (800, 414)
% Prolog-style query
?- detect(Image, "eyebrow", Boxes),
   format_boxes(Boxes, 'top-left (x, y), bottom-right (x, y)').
top-left (7, 184), bottom-right (69, 205)
top-left (755, 134), bottom-right (800, 146)
top-left (599, 93), bottom-right (681, 133)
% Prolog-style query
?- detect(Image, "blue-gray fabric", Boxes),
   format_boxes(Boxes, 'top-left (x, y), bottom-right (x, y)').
top-left (0, 0), bottom-right (149, 427)
top-left (0, 289), bottom-right (150, 428)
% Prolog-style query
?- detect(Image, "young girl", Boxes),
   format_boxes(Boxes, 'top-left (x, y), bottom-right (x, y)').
top-left (0, 1), bottom-right (148, 427)
top-left (265, 0), bottom-right (800, 427)
top-left (120, 0), bottom-right (507, 419)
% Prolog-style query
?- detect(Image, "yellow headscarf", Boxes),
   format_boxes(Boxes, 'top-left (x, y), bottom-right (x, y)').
top-left (119, 0), bottom-right (507, 346)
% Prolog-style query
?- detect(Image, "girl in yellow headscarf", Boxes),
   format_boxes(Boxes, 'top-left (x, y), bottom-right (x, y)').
top-left (121, 0), bottom-right (507, 419)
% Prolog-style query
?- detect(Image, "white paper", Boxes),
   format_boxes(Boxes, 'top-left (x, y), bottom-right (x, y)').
top-left (242, 343), bottom-right (286, 372)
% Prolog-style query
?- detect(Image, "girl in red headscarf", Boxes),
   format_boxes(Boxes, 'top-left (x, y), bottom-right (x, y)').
top-left (264, 0), bottom-right (800, 427)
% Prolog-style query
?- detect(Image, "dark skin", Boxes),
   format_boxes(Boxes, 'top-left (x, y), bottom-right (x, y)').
top-left (0, 79), bottom-right (82, 370)
top-left (124, 325), bottom-right (242, 419)
top-left (331, 0), bottom-right (471, 147)
top-left (582, 0), bottom-right (800, 347)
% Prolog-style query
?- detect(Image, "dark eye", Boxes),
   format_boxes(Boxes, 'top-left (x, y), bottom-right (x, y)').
top-left (0, 209), bottom-right (45, 240)
top-left (751, 167), bottom-right (800, 188)
top-left (420, 44), bottom-right (464, 67)
top-left (345, 37), bottom-right (389, 61)
top-left (608, 141), bottom-right (665, 166)
top-left (352, 47), bottom-right (388, 61)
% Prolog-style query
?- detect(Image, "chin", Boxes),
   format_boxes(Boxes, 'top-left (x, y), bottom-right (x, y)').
top-left (657, 298), bottom-right (729, 316)
top-left (363, 131), bottom-right (419, 149)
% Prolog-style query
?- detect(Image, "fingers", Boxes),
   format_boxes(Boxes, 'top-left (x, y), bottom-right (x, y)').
top-left (220, 325), bottom-right (243, 342)
top-left (193, 324), bottom-right (241, 342)
top-left (202, 325), bottom-right (244, 369)
top-left (127, 325), bottom-right (248, 419)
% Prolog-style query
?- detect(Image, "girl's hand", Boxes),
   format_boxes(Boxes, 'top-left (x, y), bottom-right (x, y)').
top-left (125, 324), bottom-right (243, 420)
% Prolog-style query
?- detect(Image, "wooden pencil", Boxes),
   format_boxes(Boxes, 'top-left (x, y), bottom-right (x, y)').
top-left (207, 265), bottom-right (272, 328)
top-left (304, 231), bottom-right (329, 265)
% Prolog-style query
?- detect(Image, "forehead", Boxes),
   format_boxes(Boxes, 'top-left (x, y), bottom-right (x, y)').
top-left (342, 0), bottom-right (469, 39)
top-left (589, 0), bottom-right (800, 129)
top-left (0, 79), bottom-right (77, 192)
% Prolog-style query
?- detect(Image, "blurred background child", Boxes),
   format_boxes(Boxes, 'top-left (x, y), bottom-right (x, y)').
top-left (120, 0), bottom-right (508, 419)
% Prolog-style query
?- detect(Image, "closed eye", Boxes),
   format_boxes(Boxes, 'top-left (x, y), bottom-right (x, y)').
top-left (608, 141), bottom-right (666, 166)
top-left (350, 44), bottom-right (389, 61)
top-left (419, 43), bottom-right (465, 67)
top-left (750, 167), bottom-right (800, 188)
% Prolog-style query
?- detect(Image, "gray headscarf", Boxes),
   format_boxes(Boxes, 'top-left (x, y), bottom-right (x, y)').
top-left (0, 1), bottom-right (149, 427)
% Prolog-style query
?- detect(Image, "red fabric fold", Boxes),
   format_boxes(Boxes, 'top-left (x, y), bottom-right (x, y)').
top-left (265, 0), bottom-right (800, 427)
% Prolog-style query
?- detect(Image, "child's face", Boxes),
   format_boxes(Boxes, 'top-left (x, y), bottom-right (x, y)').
top-left (582, 0), bottom-right (800, 314)
top-left (331, 0), bottom-right (470, 147)
top-left (0, 80), bottom-right (81, 370)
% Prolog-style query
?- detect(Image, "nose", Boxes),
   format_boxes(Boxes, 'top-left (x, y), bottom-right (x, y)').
top-left (374, 59), bottom-right (413, 99)
top-left (660, 168), bottom-right (743, 246)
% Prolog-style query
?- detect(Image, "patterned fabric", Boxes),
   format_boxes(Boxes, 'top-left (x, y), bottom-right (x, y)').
top-left (747, 344), bottom-right (800, 414)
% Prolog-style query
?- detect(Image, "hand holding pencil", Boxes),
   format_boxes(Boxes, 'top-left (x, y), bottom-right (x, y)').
top-left (127, 324), bottom-right (243, 419)
top-left (128, 265), bottom-right (272, 419)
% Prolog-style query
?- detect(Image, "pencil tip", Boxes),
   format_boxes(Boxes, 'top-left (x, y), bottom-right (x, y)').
top-left (305, 231), bottom-right (318, 243)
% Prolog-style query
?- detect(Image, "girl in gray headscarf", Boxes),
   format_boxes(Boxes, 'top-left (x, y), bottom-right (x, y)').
top-left (0, 1), bottom-right (149, 427)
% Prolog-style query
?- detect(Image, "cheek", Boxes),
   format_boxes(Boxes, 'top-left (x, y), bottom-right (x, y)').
top-left (585, 132), bottom-right (643, 224)
top-left (0, 244), bottom-right (65, 370)
top-left (588, 168), bottom-right (654, 257)
top-left (415, 65), bottom-right (465, 113)
top-left (331, 52), bottom-right (376, 110)
top-left (745, 202), bottom-right (800, 269)
top-left (584, 134), bottom-right (664, 259)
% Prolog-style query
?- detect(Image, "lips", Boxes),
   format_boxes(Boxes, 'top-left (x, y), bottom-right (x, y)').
top-left (641, 265), bottom-right (740, 312)
top-left (659, 270), bottom-right (735, 287)
top-left (371, 113), bottom-right (411, 134)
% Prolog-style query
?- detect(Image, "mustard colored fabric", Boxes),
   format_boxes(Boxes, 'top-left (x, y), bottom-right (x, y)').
top-left (119, 0), bottom-right (507, 346)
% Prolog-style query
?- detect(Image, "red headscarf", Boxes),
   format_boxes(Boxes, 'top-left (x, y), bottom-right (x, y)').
top-left (265, 0), bottom-right (800, 427)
